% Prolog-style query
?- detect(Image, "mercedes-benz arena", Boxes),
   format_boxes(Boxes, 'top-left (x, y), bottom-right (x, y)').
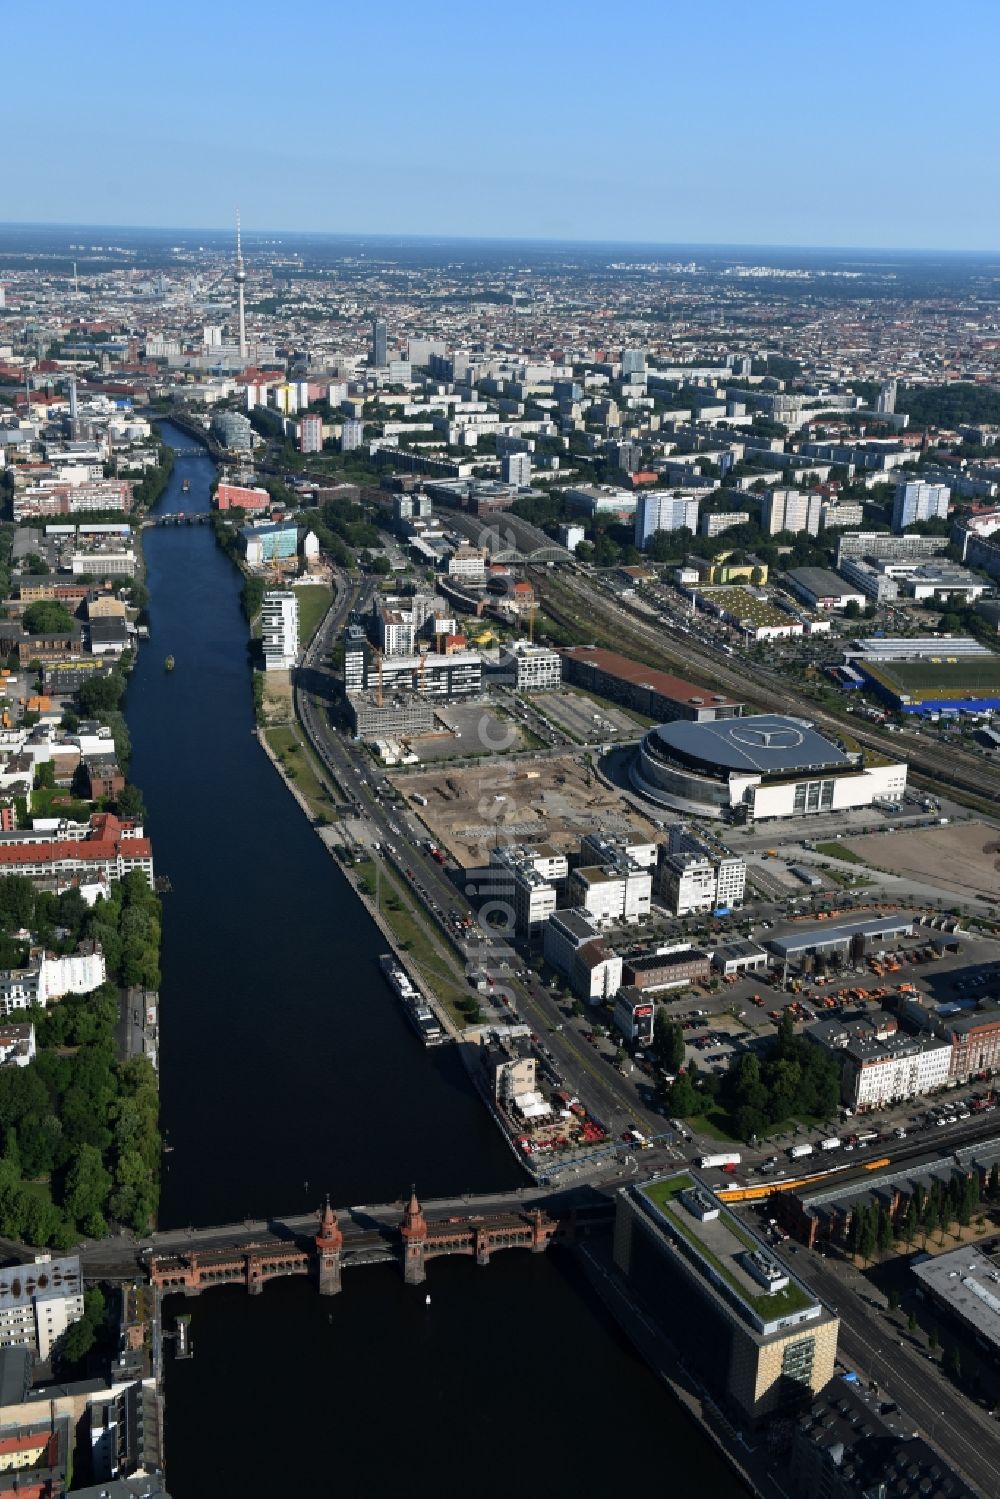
top-left (631, 713), bottom-right (907, 820)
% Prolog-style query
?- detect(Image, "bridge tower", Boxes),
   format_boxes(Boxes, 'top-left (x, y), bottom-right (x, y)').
top-left (399, 1187), bottom-right (428, 1285)
top-left (315, 1198), bottom-right (344, 1296)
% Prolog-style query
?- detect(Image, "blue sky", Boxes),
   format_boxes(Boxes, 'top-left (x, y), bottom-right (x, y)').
top-left (8, 0), bottom-right (1000, 249)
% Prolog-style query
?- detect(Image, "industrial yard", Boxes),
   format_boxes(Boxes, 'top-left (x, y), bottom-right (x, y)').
top-left (396, 752), bottom-right (650, 868)
top-left (844, 820), bottom-right (1000, 903)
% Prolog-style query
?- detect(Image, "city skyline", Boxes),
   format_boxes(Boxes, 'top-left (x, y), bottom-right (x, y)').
top-left (6, 0), bottom-right (1000, 251)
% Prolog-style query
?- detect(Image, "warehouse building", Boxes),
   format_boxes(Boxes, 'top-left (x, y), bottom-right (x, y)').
top-left (785, 567), bottom-right (866, 611)
top-left (913, 1240), bottom-right (1000, 1362)
top-left (766, 914), bottom-right (914, 967)
top-left (561, 645), bottom-right (743, 723)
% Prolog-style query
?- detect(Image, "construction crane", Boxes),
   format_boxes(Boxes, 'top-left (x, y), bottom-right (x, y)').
top-left (374, 648), bottom-right (384, 708)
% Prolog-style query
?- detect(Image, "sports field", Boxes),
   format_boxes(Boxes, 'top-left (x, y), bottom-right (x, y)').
top-left (862, 654), bottom-right (1000, 703)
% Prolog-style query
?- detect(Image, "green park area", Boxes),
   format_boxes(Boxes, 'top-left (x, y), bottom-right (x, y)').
top-left (295, 584), bottom-right (334, 647)
top-left (264, 724), bottom-right (336, 822)
top-left (354, 859), bottom-right (471, 1027)
top-left (815, 842), bottom-right (865, 864)
top-left (0, 872), bottom-right (161, 1247)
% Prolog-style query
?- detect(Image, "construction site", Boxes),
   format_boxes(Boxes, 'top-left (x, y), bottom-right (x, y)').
top-left (395, 752), bottom-right (652, 869)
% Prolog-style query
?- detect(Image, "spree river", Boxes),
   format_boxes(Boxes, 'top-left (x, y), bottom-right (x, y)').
top-left (127, 425), bottom-right (746, 1496)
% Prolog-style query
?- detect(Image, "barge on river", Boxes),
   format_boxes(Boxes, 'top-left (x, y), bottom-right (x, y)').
top-left (379, 954), bottom-right (445, 1046)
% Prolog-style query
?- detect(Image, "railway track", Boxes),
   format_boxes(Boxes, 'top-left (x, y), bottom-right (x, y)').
top-left (538, 571), bottom-right (1000, 809)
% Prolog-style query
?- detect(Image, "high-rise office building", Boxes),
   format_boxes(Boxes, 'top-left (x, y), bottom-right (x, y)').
top-left (762, 489), bottom-right (822, 537)
top-left (621, 349), bottom-right (646, 376)
top-left (299, 412), bottom-right (323, 454)
top-left (501, 452), bottom-right (532, 487)
top-left (876, 378), bottom-right (897, 415)
top-left (261, 591), bottom-right (299, 671)
top-left (635, 491), bottom-right (700, 548)
top-left (892, 480), bottom-right (950, 532)
top-left (341, 419), bottom-right (364, 452)
top-left (372, 317), bottom-right (388, 368)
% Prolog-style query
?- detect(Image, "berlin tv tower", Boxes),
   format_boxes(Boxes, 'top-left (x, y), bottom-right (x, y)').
top-left (234, 209), bottom-right (247, 363)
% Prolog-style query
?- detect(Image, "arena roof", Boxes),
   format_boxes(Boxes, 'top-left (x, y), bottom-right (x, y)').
top-left (650, 714), bottom-right (850, 775)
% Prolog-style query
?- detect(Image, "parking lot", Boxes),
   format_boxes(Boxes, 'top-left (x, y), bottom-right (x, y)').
top-left (526, 689), bottom-right (643, 745)
top-left (402, 702), bottom-right (530, 762)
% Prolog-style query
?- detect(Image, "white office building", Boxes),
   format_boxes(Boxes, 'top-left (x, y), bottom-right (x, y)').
top-left (497, 642), bottom-right (562, 690)
top-left (635, 491), bottom-right (700, 548)
top-left (568, 864), bottom-right (651, 927)
top-left (892, 481), bottom-right (950, 532)
top-left (489, 847), bottom-right (568, 937)
top-left (0, 1255), bottom-right (85, 1360)
top-left (762, 490), bottom-right (822, 537)
top-left (501, 452), bottom-right (532, 488)
top-left (657, 827), bottom-right (747, 915)
top-left (261, 591), bottom-right (299, 671)
top-left (447, 546), bottom-right (487, 582)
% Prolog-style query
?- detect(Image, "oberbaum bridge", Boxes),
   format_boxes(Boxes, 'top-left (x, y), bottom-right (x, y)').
top-left (131, 1186), bottom-right (612, 1299)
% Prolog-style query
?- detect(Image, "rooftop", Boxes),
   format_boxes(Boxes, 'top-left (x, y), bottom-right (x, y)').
top-left (767, 913), bottom-right (915, 957)
top-left (636, 1173), bottom-right (822, 1335)
top-left (561, 644), bottom-right (741, 709)
top-left (650, 714), bottom-right (850, 775)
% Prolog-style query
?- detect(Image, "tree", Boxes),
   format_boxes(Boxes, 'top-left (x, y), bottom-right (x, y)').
top-left (116, 784), bottom-right (146, 822)
top-left (76, 673), bottom-right (124, 717)
top-left (64, 1143), bottom-right (112, 1235)
top-left (654, 1010), bottom-right (684, 1073)
top-left (945, 1344), bottom-right (961, 1380)
top-left (0, 875), bottom-right (36, 931)
top-left (844, 599), bottom-right (862, 620)
top-left (859, 1207), bottom-right (878, 1264)
top-left (929, 1325), bottom-right (940, 1352)
top-left (908, 1310), bottom-right (918, 1334)
top-left (887, 1288), bottom-right (899, 1311)
top-left (988, 1162), bottom-right (1000, 1203)
top-left (876, 1205), bottom-right (893, 1256)
top-left (665, 1073), bottom-right (698, 1118)
top-left (57, 1287), bottom-right (105, 1369)
top-left (848, 1204), bottom-right (865, 1258)
top-left (34, 761), bottom-right (55, 791)
top-left (22, 600), bottom-right (74, 635)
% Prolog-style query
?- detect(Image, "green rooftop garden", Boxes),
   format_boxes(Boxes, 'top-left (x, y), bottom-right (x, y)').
top-left (639, 1176), bottom-right (814, 1322)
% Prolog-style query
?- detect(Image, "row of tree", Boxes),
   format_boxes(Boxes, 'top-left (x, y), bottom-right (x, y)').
top-left (847, 1171), bottom-right (982, 1261)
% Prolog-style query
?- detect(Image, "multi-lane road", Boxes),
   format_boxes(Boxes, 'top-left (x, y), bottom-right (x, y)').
top-left (292, 573), bottom-right (673, 1157)
top-left (798, 1245), bottom-right (1000, 1496)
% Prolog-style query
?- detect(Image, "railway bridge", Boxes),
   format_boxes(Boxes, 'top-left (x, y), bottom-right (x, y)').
top-left (141, 1188), bottom-right (601, 1298)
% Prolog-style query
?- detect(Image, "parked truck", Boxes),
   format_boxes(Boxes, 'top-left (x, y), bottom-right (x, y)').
top-left (788, 1143), bottom-right (815, 1160)
top-left (697, 1152), bottom-right (742, 1169)
top-left (818, 1136), bottom-right (841, 1152)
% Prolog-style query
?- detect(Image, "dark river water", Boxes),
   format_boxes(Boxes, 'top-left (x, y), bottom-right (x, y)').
top-left (126, 424), bottom-right (747, 1496)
